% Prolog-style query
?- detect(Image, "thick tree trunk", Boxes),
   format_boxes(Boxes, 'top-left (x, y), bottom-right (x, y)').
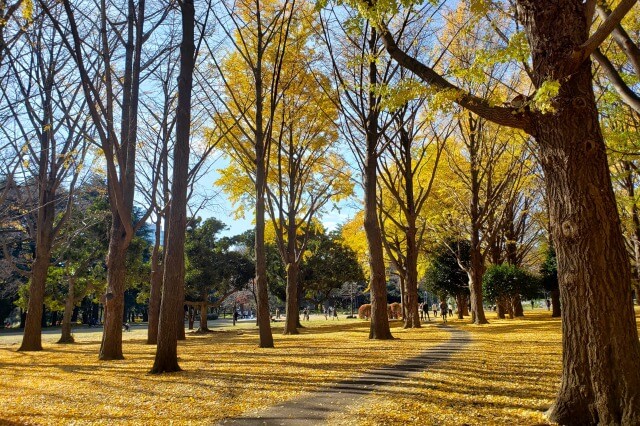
top-left (468, 257), bottom-right (488, 324)
top-left (468, 137), bottom-right (488, 325)
top-left (550, 288), bottom-right (561, 318)
top-left (283, 262), bottom-right (299, 335)
top-left (513, 294), bottom-right (524, 317)
top-left (19, 245), bottom-right (52, 351)
top-left (151, 0), bottom-right (194, 374)
top-left (496, 298), bottom-right (506, 319)
top-left (58, 277), bottom-right (76, 344)
top-left (19, 178), bottom-right (55, 352)
top-left (517, 2), bottom-right (640, 422)
top-left (100, 222), bottom-right (129, 360)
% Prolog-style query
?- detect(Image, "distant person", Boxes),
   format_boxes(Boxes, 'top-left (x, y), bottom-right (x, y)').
top-left (531, 300), bottom-right (535, 310)
top-left (432, 303), bottom-right (438, 318)
top-left (333, 307), bottom-right (338, 320)
top-left (233, 310), bottom-right (239, 326)
top-left (440, 301), bottom-right (448, 323)
top-left (422, 303), bottom-right (430, 321)
top-left (275, 308), bottom-right (280, 320)
top-left (303, 307), bottom-right (310, 321)
top-left (324, 307), bottom-right (328, 320)
top-left (123, 322), bottom-right (130, 332)
top-left (546, 299), bottom-right (551, 311)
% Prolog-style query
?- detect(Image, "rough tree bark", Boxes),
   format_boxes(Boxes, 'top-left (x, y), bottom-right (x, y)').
top-left (100, 219), bottom-right (130, 360)
top-left (365, 27), bottom-right (392, 340)
top-left (518, 3), bottom-right (640, 422)
top-left (150, 0), bottom-right (194, 374)
top-left (378, 1), bottom-right (640, 416)
top-left (255, 143), bottom-right (275, 347)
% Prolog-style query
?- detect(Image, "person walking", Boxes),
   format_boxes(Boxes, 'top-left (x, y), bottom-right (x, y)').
top-left (440, 300), bottom-right (448, 323)
top-left (422, 302), bottom-right (430, 321)
top-left (333, 307), bottom-right (338, 320)
top-left (432, 302), bottom-right (438, 318)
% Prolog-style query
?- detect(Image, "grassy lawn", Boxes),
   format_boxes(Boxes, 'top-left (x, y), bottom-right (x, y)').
top-left (0, 318), bottom-right (448, 425)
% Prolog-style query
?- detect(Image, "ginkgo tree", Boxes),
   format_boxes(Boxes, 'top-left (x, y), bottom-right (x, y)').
top-left (377, 101), bottom-right (449, 328)
top-left (350, 0), bottom-right (640, 422)
top-left (263, 50), bottom-right (354, 334)
top-left (207, 0), bottom-right (302, 347)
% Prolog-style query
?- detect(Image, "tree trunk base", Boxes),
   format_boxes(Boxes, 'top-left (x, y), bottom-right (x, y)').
top-left (283, 328), bottom-right (299, 335)
top-left (57, 336), bottom-right (75, 344)
top-left (150, 364), bottom-right (183, 374)
top-left (17, 344), bottom-right (43, 352)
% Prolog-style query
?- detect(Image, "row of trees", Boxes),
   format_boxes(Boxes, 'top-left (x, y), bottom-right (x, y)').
top-left (2, 0), bottom-right (640, 421)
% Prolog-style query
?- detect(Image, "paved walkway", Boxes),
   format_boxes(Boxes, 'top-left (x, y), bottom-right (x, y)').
top-left (219, 325), bottom-right (471, 425)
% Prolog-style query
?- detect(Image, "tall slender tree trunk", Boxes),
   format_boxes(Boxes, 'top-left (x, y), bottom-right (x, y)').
top-left (468, 118), bottom-right (488, 325)
top-left (404, 234), bottom-right (421, 328)
top-left (516, 2), bottom-right (640, 422)
top-left (365, 27), bottom-right (392, 340)
top-left (147, 219), bottom-right (162, 344)
top-left (19, 73), bottom-right (56, 352)
top-left (151, 0), bottom-right (194, 374)
top-left (456, 293), bottom-right (465, 319)
top-left (252, 10), bottom-right (274, 349)
top-left (58, 277), bottom-right (76, 344)
top-left (255, 158), bottom-right (274, 347)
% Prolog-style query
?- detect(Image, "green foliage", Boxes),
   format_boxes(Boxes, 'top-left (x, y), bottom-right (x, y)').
top-left (424, 240), bottom-right (470, 299)
top-left (185, 218), bottom-right (255, 302)
top-left (532, 80), bottom-right (560, 114)
top-left (300, 230), bottom-right (365, 303)
top-left (482, 263), bottom-right (539, 302)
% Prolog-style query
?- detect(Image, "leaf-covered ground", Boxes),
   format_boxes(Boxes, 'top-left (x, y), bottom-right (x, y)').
top-left (1, 307), bottom-right (639, 425)
top-left (333, 307), bottom-right (640, 426)
top-left (0, 318), bottom-right (447, 425)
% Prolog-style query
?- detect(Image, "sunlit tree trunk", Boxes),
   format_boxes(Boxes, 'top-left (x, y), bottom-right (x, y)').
top-left (515, 2), bottom-right (640, 422)
top-left (151, 0), bottom-right (194, 373)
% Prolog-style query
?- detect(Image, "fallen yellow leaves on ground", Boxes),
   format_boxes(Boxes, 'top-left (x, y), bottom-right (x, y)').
top-left (333, 307), bottom-right (640, 426)
top-left (0, 319), bottom-right (447, 425)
